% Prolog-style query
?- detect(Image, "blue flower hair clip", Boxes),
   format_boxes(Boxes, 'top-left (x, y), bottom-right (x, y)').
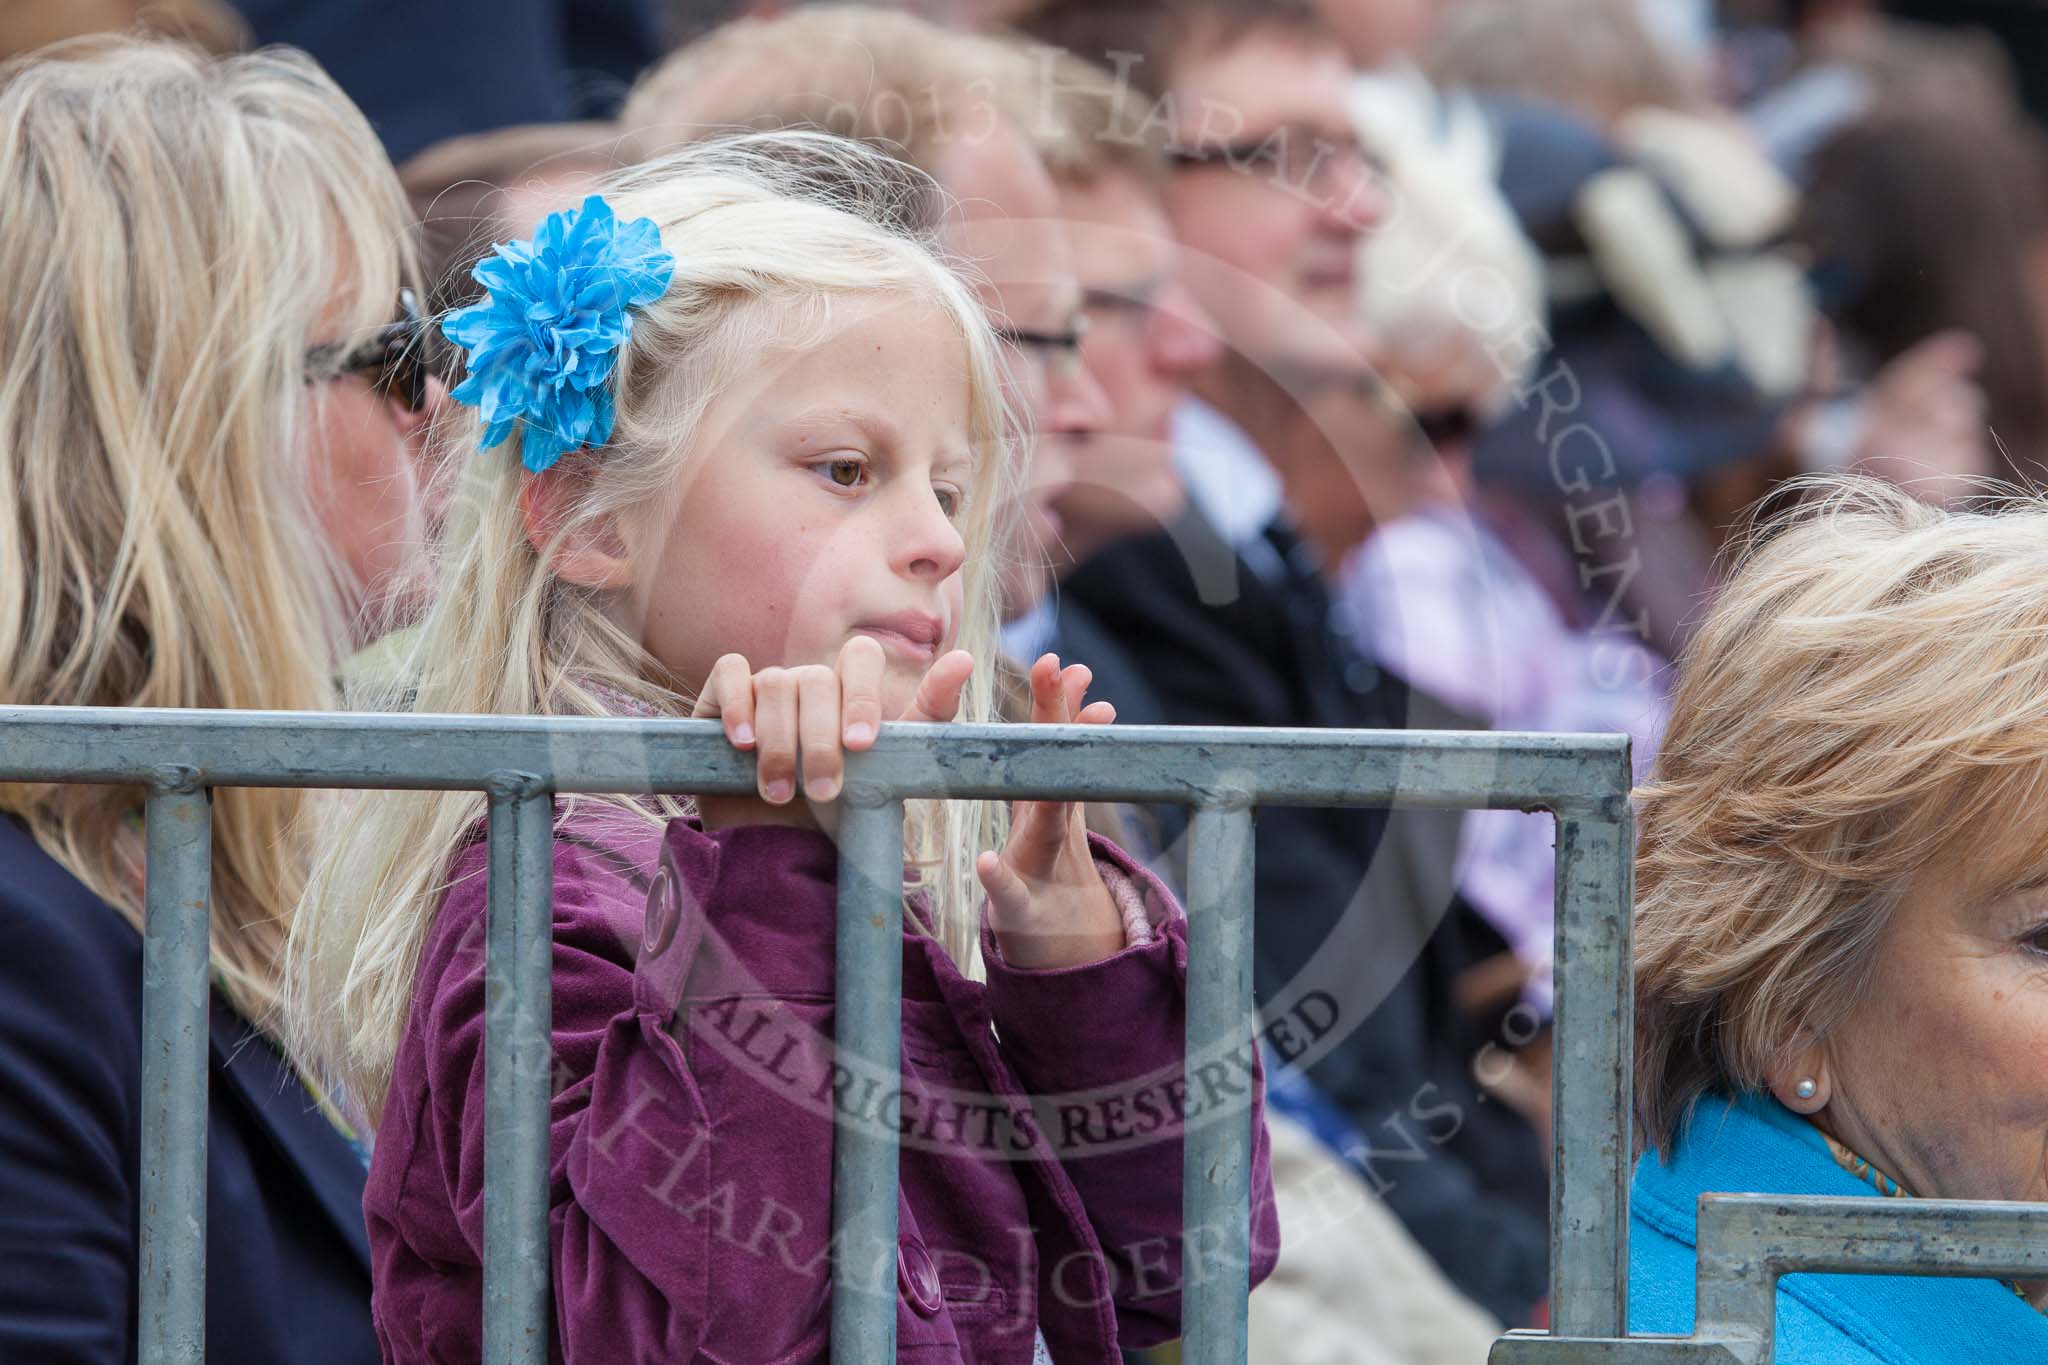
top-left (441, 194), bottom-right (675, 473)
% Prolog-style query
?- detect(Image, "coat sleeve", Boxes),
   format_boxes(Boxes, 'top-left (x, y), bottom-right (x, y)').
top-left (0, 888), bottom-right (138, 1365)
top-left (979, 834), bottom-right (1281, 1347)
top-left (419, 826), bottom-right (730, 1363)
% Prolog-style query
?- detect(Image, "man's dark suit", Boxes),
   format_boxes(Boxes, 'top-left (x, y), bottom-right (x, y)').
top-left (0, 816), bottom-right (378, 1364)
top-left (1061, 507), bottom-right (1552, 1326)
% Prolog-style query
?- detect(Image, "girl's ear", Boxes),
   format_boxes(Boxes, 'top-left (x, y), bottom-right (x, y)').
top-left (518, 465), bottom-right (633, 590)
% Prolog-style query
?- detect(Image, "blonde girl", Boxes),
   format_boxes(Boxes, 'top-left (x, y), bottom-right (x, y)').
top-left (0, 36), bottom-right (440, 1364)
top-left (288, 133), bottom-right (1276, 1360)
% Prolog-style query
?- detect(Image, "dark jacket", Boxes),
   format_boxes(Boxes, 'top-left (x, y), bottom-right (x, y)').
top-left (0, 816), bottom-right (377, 1365)
top-left (1062, 508), bottom-right (1553, 1325)
top-left (224, 0), bottom-right (664, 163)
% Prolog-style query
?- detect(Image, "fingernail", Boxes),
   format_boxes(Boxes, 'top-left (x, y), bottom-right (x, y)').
top-left (844, 721), bottom-right (875, 745)
top-left (763, 777), bottom-right (792, 803)
top-left (810, 776), bottom-right (841, 803)
top-left (732, 723), bottom-right (754, 746)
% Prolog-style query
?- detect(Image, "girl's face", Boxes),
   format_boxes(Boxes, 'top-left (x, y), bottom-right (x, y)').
top-left (633, 295), bottom-right (977, 718)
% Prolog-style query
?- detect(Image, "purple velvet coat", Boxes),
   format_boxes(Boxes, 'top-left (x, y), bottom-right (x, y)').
top-left (363, 806), bottom-right (1278, 1363)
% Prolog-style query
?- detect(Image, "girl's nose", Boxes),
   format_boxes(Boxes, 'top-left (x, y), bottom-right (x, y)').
top-left (898, 486), bottom-right (967, 581)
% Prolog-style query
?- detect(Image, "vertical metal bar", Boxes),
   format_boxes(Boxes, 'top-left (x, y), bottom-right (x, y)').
top-left (1182, 798), bottom-right (1256, 1365)
top-left (482, 776), bottom-right (554, 1364)
top-left (138, 771), bottom-right (212, 1365)
top-left (1548, 808), bottom-right (1636, 1339)
top-left (830, 794), bottom-right (907, 1364)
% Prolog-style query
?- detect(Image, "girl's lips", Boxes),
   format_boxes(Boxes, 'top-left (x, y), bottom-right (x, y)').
top-left (853, 611), bottom-right (945, 660)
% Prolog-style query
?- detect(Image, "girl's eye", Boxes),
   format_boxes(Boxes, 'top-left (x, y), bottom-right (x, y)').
top-left (823, 458), bottom-right (866, 489)
top-left (935, 486), bottom-right (962, 518)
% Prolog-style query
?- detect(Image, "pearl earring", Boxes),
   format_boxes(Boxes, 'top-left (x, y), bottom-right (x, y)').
top-left (1794, 1078), bottom-right (1818, 1100)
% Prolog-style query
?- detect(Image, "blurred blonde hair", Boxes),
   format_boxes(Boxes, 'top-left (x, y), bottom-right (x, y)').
top-left (0, 37), bottom-right (413, 1029)
top-left (1633, 475), bottom-right (2048, 1152)
top-left (1349, 67), bottom-right (1543, 414)
top-left (289, 133), bottom-right (1024, 1119)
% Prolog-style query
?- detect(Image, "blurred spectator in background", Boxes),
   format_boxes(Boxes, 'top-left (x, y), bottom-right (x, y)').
top-left (1424, 84), bottom-right (1811, 661)
top-left (1796, 109), bottom-right (2048, 486)
top-left (1309, 0), bottom-right (1445, 71)
top-left (1015, 51), bottom-right (1505, 1363)
top-left (223, 0), bottom-right (663, 162)
top-left (1736, 0), bottom-right (2035, 176)
top-left (0, 0), bottom-right (244, 59)
top-left (622, 5), bottom-right (1111, 621)
top-left (400, 122), bottom-right (624, 316)
top-left (1320, 71), bottom-right (1667, 1040)
top-left (1018, 0), bottom-right (1555, 1329)
top-left (0, 37), bottom-right (443, 1363)
top-left (1428, 0), bottom-right (1712, 130)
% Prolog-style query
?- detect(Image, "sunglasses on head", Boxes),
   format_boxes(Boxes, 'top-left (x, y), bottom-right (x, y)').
top-left (304, 288), bottom-right (432, 413)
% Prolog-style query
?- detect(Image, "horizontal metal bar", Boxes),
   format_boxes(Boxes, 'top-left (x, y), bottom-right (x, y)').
top-left (0, 706), bottom-right (1630, 815)
top-left (1489, 1332), bottom-right (1742, 1363)
top-left (1694, 1193), bottom-right (2048, 1364)
top-left (1499, 1195), bottom-right (2048, 1364)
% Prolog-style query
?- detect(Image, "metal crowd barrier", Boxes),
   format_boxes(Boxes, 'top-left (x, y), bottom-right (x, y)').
top-left (0, 706), bottom-right (1637, 1364)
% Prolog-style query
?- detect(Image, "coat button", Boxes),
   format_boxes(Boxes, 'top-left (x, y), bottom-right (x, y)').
top-left (642, 863), bottom-right (680, 957)
top-left (898, 1241), bottom-right (943, 1317)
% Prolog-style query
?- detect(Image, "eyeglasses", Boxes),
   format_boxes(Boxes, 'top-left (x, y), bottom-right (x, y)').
top-left (1412, 404), bottom-right (1479, 451)
top-left (997, 315), bottom-right (1090, 378)
top-left (1169, 126), bottom-right (1382, 194)
top-left (1081, 279), bottom-right (1163, 334)
top-left (304, 288), bottom-right (432, 413)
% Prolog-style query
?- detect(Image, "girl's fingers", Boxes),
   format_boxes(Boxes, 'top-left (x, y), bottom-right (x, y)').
top-left (837, 636), bottom-right (886, 749)
top-left (901, 649), bottom-right (975, 723)
top-left (693, 652), bottom-right (757, 748)
top-left (796, 666), bottom-right (844, 803)
top-left (976, 849), bottom-right (1030, 923)
top-left (1060, 663), bottom-right (1093, 717)
top-left (1028, 653), bottom-right (1065, 725)
top-left (752, 668), bottom-right (800, 804)
top-left (1076, 700), bottom-right (1116, 726)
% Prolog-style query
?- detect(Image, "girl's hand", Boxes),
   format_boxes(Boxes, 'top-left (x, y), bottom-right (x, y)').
top-left (978, 653), bottom-right (1125, 970)
top-left (691, 638), bottom-right (976, 831)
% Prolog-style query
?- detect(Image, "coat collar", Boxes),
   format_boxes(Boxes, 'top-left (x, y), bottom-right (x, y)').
top-left (1633, 1091), bottom-right (2048, 1360)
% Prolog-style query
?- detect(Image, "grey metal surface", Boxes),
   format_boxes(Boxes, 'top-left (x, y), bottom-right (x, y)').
top-left (1548, 812), bottom-right (1636, 1339)
top-left (0, 705), bottom-right (1642, 1365)
top-left (1496, 1192), bottom-right (2048, 1364)
top-left (1693, 1193), bottom-right (2048, 1364)
top-left (1490, 1333), bottom-right (1742, 1363)
top-left (828, 794), bottom-right (907, 1363)
top-left (481, 777), bottom-right (555, 1365)
top-left (1182, 801), bottom-right (1258, 1365)
top-left (0, 707), bottom-right (1628, 813)
top-left (138, 775), bottom-right (212, 1365)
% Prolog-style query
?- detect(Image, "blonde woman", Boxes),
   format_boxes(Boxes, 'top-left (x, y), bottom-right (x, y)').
top-left (1630, 476), bottom-right (2048, 1360)
top-left (0, 38), bottom-right (443, 1364)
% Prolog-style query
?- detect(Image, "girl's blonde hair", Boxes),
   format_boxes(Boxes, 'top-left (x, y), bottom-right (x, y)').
top-left (1633, 475), bottom-right (2048, 1153)
top-left (290, 133), bottom-right (1024, 1119)
top-left (0, 37), bottom-right (413, 1028)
